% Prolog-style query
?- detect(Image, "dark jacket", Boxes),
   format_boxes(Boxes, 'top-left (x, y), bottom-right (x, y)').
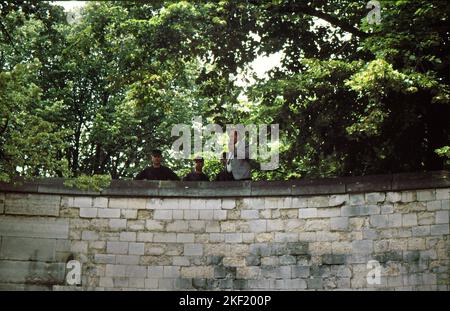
top-left (135, 166), bottom-right (179, 181)
top-left (215, 169), bottom-right (234, 181)
top-left (183, 171), bottom-right (209, 181)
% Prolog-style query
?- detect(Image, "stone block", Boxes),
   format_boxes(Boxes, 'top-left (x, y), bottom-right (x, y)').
top-left (266, 219), bottom-right (284, 231)
top-left (223, 257), bottom-right (246, 267)
top-left (381, 204), bottom-right (394, 214)
top-left (388, 213), bottom-right (402, 227)
top-left (181, 266), bottom-right (214, 278)
top-left (241, 210), bottom-right (259, 219)
top-left (430, 224), bottom-right (449, 236)
top-left (298, 208), bottom-right (318, 219)
top-left (224, 233), bottom-right (242, 243)
top-left (213, 210), bottom-right (227, 220)
top-left (402, 214), bottom-right (417, 227)
top-left (128, 278), bottom-right (145, 288)
top-left (298, 232), bottom-right (317, 242)
top-left (322, 254), bottom-right (346, 265)
top-left (386, 192), bottom-right (402, 203)
top-left (209, 233), bottom-right (225, 243)
top-left (93, 197), bottom-right (108, 208)
top-left (125, 265), bottom-right (147, 278)
top-left (145, 198), bottom-right (162, 209)
top-left (153, 233), bottom-right (176, 243)
top-left (329, 194), bottom-right (348, 207)
top-left (330, 217), bottom-right (349, 231)
top-left (172, 256), bottom-right (190, 266)
top-left (279, 255), bottom-right (296, 265)
top-left (134, 233), bottom-right (152, 243)
top-left (95, 254), bottom-right (116, 264)
top-left (435, 210), bottom-right (449, 224)
top-left (116, 255), bottom-right (140, 265)
top-left (176, 233), bottom-right (195, 243)
top-left (242, 233), bottom-right (255, 243)
top-left (184, 244), bottom-right (203, 256)
top-left (98, 208), bottom-right (120, 218)
top-left (0, 260), bottom-right (65, 284)
top-left (349, 194), bottom-right (365, 205)
top-left (307, 196), bottom-right (330, 208)
top-left (248, 220), bottom-right (267, 233)
top-left (436, 189), bottom-right (450, 200)
top-left (109, 219), bottom-right (127, 230)
top-left (304, 219), bottom-right (329, 231)
top-left (199, 210), bottom-right (214, 220)
top-left (119, 232), bottom-right (136, 242)
top-left (365, 192), bottom-right (385, 204)
top-left (109, 198), bottom-right (146, 209)
top-left (352, 240), bottom-right (373, 253)
top-left (341, 205), bottom-right (379, 216)
top-left (189, 199), bottom-right (207, 209)
top-left (0, 216), bottom-right (69, 239)
top-left (145, 220), bottom-right (164, 231)
top-left (80, 208), bottom-right (98, 218)
top-left (189, 220), bottom-right (206, 233)
top-left (107, 241), bottom-right (129, 254)
top-left (0, 237), bottom-right (55, 261)
top-left (82, 231), bottom-right (99, 241)
top-left (401, 191), bottom-right (417, 203)
top-left (221, 199), bottom-right (236, 210)
top-left (120, 209), bottom-right (138, 219)
top-left (154, 210), bottom-right (173, 220)
top-left (163, 266), bottom-right (180, 278)
top-left (412, 225), bottom-right (430, 237)
top-left (166, 220), bottom-right (189, 232)
top-left (274, 232), bottom-right (298, 242)
top-left (317, 208), bottom-right (340, 218)
top-left (291, 197), bottom-right (308, 208)
top-left (144, 278), bottom-right (158, 289)
top-left (129, 242), bottom-right (145, 255)
top-left (427, 201), bottom-right (442, 211)
top-left (147, 266), bottom-right (163, 278)
top-left (183, 210), bottom-right (198, 220)
top-left (370, 214), bottom-right (388, 228)
top-left (417, 190), bottom-right (435, 201)
top-left (5, 194), bottom-right (60, 216)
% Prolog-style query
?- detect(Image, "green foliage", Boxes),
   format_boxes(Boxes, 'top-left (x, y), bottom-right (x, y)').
top-left (64, 174), bottom-right (112, 192)
top-left (0, 0), bottom-right (448, 182)
top-left (435, 146), bottom-right (450, 169)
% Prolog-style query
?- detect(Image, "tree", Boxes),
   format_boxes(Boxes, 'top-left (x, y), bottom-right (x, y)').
top-left (1, 0), bottom-right (448, 182)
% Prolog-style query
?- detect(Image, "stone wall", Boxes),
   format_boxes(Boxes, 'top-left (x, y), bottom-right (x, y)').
top-left (0, 171), bottom-right (449, 290)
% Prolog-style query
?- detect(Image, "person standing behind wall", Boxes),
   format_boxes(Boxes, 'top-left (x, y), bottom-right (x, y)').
top-left (226, 130), bottom-right (252, 181)
top-left (183, 157), bottom-right (209, 181)
top-left (215, 152), bottom-right (234, 181)
top-left (135, 149), bottom-right (180, 181)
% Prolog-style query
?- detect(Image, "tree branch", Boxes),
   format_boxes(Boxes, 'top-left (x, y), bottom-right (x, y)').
top-left (276, 4), bottom-right (370, 39)
top-left (304, 6), bottom-right (369, 38)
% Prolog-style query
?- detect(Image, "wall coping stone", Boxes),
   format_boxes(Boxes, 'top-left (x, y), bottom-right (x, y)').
top-left (0, 171), bottom-right (448, 198)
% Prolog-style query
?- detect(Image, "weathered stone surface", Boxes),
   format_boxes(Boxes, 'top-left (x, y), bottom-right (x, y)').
top-left (0, 177), bottom-right (448, 291)
top-left (5, 193), bottom-right (60, 216)
top-left (0, 237), bottom-right (56, 261)
top-left (0, 260), bottom-right (65, 284)
top-left (0, 216), bottom-right (69, 239)
top-left (342, 205), bottom-right (380, 216)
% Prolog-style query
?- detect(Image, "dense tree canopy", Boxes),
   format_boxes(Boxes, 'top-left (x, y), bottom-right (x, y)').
top-left (0, 0), bottom-right (449, 184)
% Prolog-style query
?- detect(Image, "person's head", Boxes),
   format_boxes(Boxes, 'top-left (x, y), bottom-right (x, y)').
top-left (194, 157), bottom-right (204, 173)
top-left (151, 149), bottom-right (162, 167)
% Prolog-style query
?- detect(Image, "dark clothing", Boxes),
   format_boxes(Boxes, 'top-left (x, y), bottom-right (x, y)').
top-left (215, 169), bottom-right (234, 181)
top-left (135, 166), bottom-right (179, 181)
top-left (183, 171), bottom-right (209, 181)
